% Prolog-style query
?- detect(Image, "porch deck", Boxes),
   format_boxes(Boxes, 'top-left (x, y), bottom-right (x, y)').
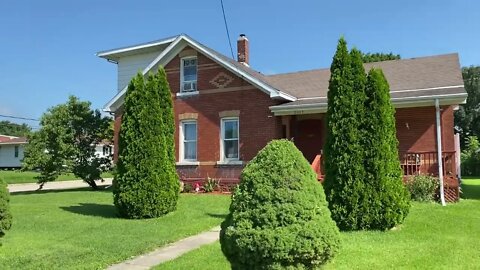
top-left (311, 151), bottom-right (460, 202)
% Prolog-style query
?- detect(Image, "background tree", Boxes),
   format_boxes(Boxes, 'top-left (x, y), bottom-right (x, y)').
top-left (0, 176), bottom-right (12, 240)
top-left (0, 120), bottom-right (32, 137)
top-left (23, 96), bottom-right (111, 189)
top-left (113, 68), bottom-right (179, 219)
top-left (220, 140), bottom-right (341, 269)
top-left (455, 66), bottom-right (480, 147)
top-left (323, 38), bottom-right (368, 230)
top-left (362, 68), bottom-right (410, 229)
top-left (461, 136), bottom-right (480, 176)
top-left (361, 52), bottom-right (400, 63)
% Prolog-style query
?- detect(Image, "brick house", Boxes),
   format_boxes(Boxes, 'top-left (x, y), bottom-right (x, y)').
top-left (98, 34), bottom-right (467, 200)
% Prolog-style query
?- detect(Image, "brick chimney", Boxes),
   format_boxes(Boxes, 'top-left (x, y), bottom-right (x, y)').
top-left (237, 34), bottom-right (249, 66)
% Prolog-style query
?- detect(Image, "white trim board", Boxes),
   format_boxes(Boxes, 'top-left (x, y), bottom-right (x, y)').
top-left (270, 93), bottom-right (468, 116)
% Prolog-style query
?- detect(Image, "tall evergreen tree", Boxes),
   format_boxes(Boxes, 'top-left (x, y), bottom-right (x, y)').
top-left (157, 68), bottom-right (176, 164)
top-left (113, 68), bottom-right (179, 219)
top-left (362, 68), bottom-right (410, 229)
top-left (0, 177), bottom-right (12, 239)
top-left (323, 38), bottom-right (368, 230)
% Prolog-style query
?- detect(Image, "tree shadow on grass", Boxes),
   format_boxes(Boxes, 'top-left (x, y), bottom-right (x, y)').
top-left (60, 203), bottom-right (118, 219)
top-left (207, 213), bottom-right (228, 219)
top-left (461, 182), bottom-right (480, 200)
top-left (11, 186), bottom-right (112, 196)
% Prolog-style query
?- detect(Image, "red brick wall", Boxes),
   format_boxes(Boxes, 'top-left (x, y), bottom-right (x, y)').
top-left (113, 109), bottom-right (122, 162)
top-left (395, 106), bottom-right (454, 152)
top-left (113, 46), bottom-right (284, 182)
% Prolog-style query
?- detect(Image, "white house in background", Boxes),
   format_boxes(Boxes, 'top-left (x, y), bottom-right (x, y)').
top-left (0, 135), bottom-right (27, 168)
top-left (94, 141), bottom-right (114, 159)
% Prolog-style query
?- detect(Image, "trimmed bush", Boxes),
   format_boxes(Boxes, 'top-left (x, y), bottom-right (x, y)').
top-left (0, 177), bottom-right (12, 238)
top-left (220, 140), bottom-right (341, 269)
top-left (113, 68), bottom-right (179, 219)
top-left (405, 175), bottom-right (439, 202)
top-left (362, 68), bottom-right (410, 229)
top-left (323, 38), bottom-right (368, 230)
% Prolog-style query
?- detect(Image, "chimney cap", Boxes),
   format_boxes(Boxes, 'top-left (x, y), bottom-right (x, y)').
top-left (238, 34), bottom-right (248, 40)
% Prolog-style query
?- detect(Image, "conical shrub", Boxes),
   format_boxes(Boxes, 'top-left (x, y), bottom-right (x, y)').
top-left (220, 139), bottom-right (341, 269)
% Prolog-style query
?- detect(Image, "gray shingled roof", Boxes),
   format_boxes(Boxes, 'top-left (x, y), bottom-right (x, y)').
top-left (264, 53), bottom-right (465, 99)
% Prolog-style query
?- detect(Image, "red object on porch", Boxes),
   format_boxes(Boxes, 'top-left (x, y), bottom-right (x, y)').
top-left (310, 154), bottom-right (324, 182)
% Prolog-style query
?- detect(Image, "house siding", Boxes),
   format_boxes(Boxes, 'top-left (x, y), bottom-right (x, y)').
top-left (0, 144), bottom-right (24, 168)
top-left (117, 50), bottom-right (162, 91)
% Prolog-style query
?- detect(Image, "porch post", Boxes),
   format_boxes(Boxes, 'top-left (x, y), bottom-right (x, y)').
top-left (435, 99), bottom-right (446, 206)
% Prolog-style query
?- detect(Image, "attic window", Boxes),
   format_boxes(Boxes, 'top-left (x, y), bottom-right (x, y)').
top-left (180, 57), bottom-right (197, 92)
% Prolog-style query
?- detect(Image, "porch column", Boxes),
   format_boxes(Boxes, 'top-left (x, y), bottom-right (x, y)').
top-left (435, 99), bottom-right (446, 206)
top-left (281, 115), bottom-right (291, 139)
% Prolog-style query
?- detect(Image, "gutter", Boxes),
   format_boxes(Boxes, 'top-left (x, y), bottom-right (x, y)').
top-left (435, 99), bottom-right (447, 206)
top-left (269, 93), bottom-right (468, 115)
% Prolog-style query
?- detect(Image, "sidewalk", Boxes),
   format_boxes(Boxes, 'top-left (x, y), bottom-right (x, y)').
top-left (8, 178), bottom-right (113, 193)
top-left (107, 226), bottom-right (221, 270)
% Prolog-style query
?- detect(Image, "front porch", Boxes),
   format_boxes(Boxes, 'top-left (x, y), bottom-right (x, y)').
top-left (281, 112), bottom-right (460, 202)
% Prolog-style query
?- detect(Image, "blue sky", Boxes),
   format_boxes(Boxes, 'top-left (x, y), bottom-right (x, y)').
top-left (0, 0), bottom-right (479, 128)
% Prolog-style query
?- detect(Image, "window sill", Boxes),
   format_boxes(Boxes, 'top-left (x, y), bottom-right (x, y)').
top-left (176, 161), bottom-right (199, 166)
top-left (216, 160), bottom-right (244, 166)
top-left (176, 91), bottom-right (199, 97)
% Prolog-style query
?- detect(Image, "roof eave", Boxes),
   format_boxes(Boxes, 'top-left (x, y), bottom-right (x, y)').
top-left (269, 93), bottom-right (468, 116)
top-left (96, 36), bottom-right (178, 60)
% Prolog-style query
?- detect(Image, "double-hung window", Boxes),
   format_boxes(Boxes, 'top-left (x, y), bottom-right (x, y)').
top-left (181, 57), bottom-right (197, 92)
top-left (14, 146), bottom-right (19, 158)
top-left (180, 121), bottom-right (197, 161)
top-left (221, 118), bottom-right (239, 161)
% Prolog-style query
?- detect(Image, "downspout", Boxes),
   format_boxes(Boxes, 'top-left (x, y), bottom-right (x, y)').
top-left (435, 99), bottom-right (446, 206)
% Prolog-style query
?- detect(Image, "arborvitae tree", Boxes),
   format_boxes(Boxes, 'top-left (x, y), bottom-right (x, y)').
top-left (323, 38), bottom-right (368, 230)
top-left (362, 68), bottom-right (410, 229)
top-left (113, 68), bottom-right (179, 219)
top-left (157, 68), bottom-right (176, 164)
top-left (0, 177), bottom-right (12, 239)
top-left (220, 140), bottom-right (341, 269)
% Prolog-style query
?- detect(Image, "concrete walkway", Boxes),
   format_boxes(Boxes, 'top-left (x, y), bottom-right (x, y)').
top-left (8, 178), bottom-right (113, 193)
top-left (107, 226), bottom-right (221, 270)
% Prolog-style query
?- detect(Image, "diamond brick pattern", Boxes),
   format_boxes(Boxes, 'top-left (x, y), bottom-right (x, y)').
top-left (209, 72), bottom-right (234, 88)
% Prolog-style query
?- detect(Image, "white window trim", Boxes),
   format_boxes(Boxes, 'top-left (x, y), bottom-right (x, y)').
top-left (219, 117), bottom-right (240, 163)
top-left (179, 120), bottom-right (198, 163)
top-left (180, 56), bottom-right (198, 93)
top-left (176, 91), bottom-right (199, 97)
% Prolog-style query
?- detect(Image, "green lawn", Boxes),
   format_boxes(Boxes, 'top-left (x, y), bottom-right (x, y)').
top-left (159, 178), bottom-right (480, 270)
top-left (0, 170), bottom-right (113, 184)
top-left (0, 190), bottom-right (230, 270)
